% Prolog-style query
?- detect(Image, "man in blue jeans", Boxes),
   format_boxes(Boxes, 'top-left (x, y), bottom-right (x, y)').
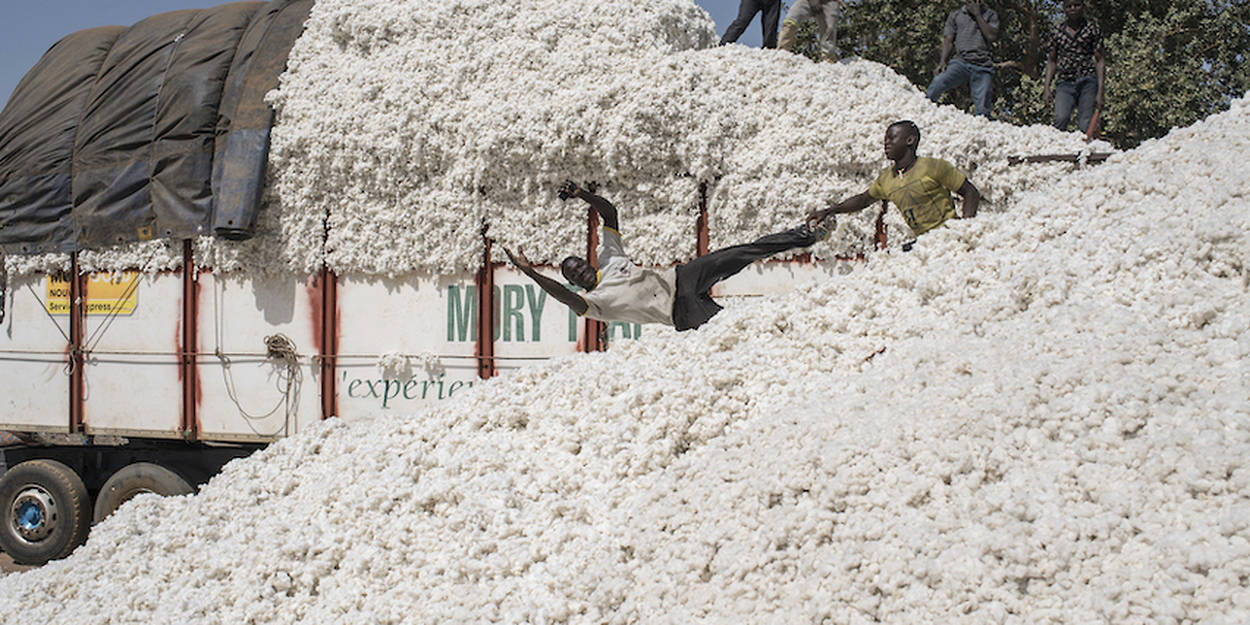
top-left (926, 1), bottom-right (999, 118)
top-left (1043, 0), bottom-right (1105, 134)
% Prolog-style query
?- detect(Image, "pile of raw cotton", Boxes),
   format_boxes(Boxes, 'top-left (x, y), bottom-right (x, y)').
top-left (2, 84), bottom-right (1247, 625)
top-left (4, 0), bottom-right (1104, 278)
top-left (242, 0), bottom-right (1104, 276)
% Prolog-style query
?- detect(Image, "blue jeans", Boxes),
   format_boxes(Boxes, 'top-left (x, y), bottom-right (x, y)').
top-left (1053, 75), bottom-right (1097, 133)
top-left (926, 58), bottom-right (994, 118)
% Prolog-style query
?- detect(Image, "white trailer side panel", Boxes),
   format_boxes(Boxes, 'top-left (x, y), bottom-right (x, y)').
top-left (0, 275), bottom-right (70, 432)
top-left (196, 273), bottom-right (322, 442)
top-left (82, 272), bottom-right (182, 438)
top-left (334, 273), bottom-right (478, 418)
top-left (491, 268), bottom-right (586, 372)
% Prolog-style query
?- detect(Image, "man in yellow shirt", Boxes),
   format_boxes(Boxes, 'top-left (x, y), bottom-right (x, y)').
top-left (808, 121), bottom-right (980, 245)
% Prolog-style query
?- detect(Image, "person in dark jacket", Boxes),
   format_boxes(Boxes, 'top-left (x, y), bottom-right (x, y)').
top-left (720, 0), bottom-right (782, 49)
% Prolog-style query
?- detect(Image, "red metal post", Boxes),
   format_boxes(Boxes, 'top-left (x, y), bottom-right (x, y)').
top-left (583, 206), bottom-right (605, 352)
top-left (476, 231), bottom-right (496, 379)
top-left (875, 200), bottom-right (888, 250)
top-left (68, 254), bottom-right (85, 433)
top-left (180, 240), bottom-right (200, 439)
top-left (319, 267), bottom-right (339, 419)
top-left (695, 181), bottom-right (709, 257)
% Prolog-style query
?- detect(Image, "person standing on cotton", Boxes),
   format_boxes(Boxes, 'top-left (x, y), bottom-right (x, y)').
top-left (504, 180), bottom-right (825, 332)
top-left (778, 0), bottom-right (843, 61)
top-left (926, 0), bottom-right (1000, 118)
top-left (720, 0), bottom-right (782, 49)
top-left (806, 121), bottom-right (980, 249)
top-left (1043, 0), bottom-right (1106, 134)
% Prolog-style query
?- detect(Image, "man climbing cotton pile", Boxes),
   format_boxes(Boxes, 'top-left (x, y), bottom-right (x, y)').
top-left (1043, 0), bottom-right (1106, 135)
top-left (926, 0), bottom-right (999, 118)
top-left (720, 0), bottom-right (781, 49)
top-left (807, 121), bottom-right (980, 249)
top-left (504, 181), bottom-right (825, 332)
top-left (778, 0), bottom-right (843, 61)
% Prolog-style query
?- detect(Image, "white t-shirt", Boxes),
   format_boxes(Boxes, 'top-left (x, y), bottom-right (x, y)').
top-left (580, 228), bottom-right (676, 326)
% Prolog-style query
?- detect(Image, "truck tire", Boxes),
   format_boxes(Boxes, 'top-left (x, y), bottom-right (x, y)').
top-left (92, 462), bottom-right (193, 524)
top-left (0, 459), bottom-right (92, 565)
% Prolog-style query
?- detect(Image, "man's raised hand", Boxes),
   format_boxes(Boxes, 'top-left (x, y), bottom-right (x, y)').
top-left (557, 180), bottom-right (581, 201)
top-left (503, 245), bottom-right (532, 272)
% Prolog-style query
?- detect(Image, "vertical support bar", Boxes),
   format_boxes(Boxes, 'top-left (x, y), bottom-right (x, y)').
top-left (317, 199), bottom-right (339, 420)
top-left (476, 228), bottom-right (496, 379)
top-left (68, 253), bottom-right (85, 432)
top-left (583, 205), bottom-right (605, 352)
top-left (875, 200), bottom-right (888, 250)
top-left (695, 181), bottom-right (709, 257)
top-left (319, 267), bottom-right (338, 419)
top-left (180, 240), bottom-right (199, 439)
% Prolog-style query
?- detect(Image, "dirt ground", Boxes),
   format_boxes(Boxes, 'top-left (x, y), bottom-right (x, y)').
top-left (0, 550), bottom-right (36, 576)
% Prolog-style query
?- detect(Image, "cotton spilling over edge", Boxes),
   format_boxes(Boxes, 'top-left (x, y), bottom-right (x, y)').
top-left (6, 0), bottom-right (1104, 278)
top-left (3, 1), bottom-right (1249, 624)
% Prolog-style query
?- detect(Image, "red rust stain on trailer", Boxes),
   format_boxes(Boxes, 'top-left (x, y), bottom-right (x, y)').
top-left (175, 321), bottom-right (182, 380)
top-left (307, 276), bottom-right (324, 354)
top-left (174, 267), bottom-right (204, 437)
top-left (308, 272), bottom-right (340, 419)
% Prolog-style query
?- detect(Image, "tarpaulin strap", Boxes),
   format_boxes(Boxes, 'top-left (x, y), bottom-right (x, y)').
top-left (25, 282), bottom-right (71, 344)
top-left (0, 251), bottom-right (6, 325)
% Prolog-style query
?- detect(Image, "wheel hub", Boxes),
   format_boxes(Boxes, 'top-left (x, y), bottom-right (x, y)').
top-left (9, 485), bottom-right (57, 543)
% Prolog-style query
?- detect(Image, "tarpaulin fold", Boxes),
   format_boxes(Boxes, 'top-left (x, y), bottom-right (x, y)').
top-left (0, 0), bottom-right (313, 255)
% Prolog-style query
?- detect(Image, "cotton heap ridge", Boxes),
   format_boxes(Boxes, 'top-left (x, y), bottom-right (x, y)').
top-left (3, 0), bottom-right (1248, 623)
top-left (6, 0), bottom-right (1102, 277)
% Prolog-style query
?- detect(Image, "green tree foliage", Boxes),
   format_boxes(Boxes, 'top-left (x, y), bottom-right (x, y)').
top-left (783, 1), bottom-right (1250, 148)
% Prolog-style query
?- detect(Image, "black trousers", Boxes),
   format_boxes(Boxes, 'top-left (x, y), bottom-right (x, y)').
top-left (720, 0), bottom-right (782, 49)
top-left (671, 227), bottom-right (815, 331)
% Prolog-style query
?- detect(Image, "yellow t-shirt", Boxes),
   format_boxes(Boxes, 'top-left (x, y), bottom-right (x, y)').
top-left (868, 157), bottom-right (966, 236)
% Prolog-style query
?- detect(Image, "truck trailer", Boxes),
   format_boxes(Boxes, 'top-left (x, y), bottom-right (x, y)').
top-left (0, 0), bottom-right (875, 565)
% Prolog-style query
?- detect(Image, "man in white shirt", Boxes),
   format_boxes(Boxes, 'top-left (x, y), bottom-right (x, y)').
top-left (504, 180), bottom-right (825, 332)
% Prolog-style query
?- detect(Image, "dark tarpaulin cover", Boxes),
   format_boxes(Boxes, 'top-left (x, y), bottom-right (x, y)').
top-left (213, 0), bottom-right (315, 240)
top-left (0, 0), bottom-right (313, 256)
top-left (0, 27), bottom-right (123, 254)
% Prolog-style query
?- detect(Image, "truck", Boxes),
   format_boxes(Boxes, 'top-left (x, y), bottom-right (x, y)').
top-left (0, 0), bottom-right (863, 565)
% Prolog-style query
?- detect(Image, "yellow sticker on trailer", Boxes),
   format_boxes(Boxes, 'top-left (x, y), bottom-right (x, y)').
top-left (46, 272), bottom-right (140, 315)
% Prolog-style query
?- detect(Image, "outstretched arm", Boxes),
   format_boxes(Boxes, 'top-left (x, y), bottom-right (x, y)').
top-left (560, 180), bottom-right (619, 231)
top-left (503, 246), bottom-right (588, 316)
top-left (807, 191), bottom-right (876, 226)
top-left (936, 34), bottom-right (954, 76)
top-left (1043, 46), bottom-right (1058, 104)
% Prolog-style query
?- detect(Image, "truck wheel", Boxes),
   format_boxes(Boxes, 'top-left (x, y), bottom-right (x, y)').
top-left (93, 462), bottom-right (193, 524)
top-left (0, 459), bottom-right (92, 565)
